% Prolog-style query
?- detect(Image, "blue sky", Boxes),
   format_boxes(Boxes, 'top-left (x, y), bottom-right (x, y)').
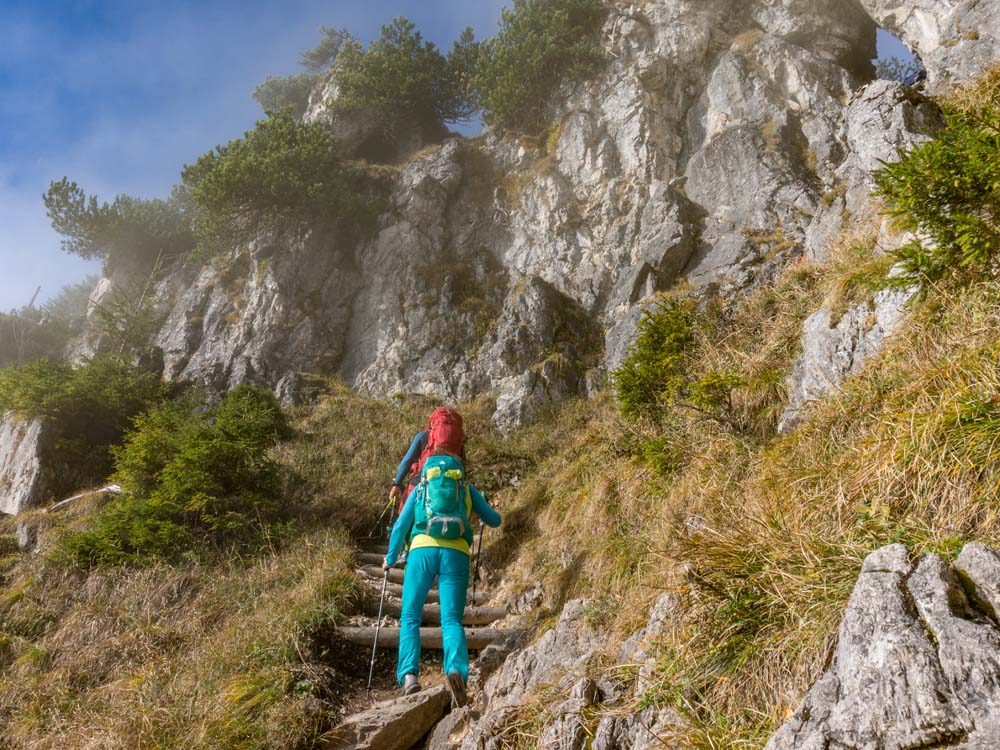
top-left (0, 0), bottom-right (506, 310)
top-left (0, 3), bottom-right (910, 310)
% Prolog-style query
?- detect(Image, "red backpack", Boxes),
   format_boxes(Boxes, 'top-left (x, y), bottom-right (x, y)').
top-left (413, 407), bottom-right (465, 476)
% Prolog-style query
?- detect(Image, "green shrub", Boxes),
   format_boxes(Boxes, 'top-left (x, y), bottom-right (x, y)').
top-left (474, 0), bottom-right (607, 132)
top-left (0, 311), bottom-right (72, 368)
top-left (875, 66), bottom-right (1000, 289)
top-left (612, 299), bottom-right (696, 420)
top-left (330, 17), bottom-right (478, 133)
top-left (299, 25), bottom-right (352, 73)
top-left (182, 112), bottom-right (383, 252)
top-left (41, 276), bottom-right (99, 331)
top-left (60, 385), bottom-right (290, 567)
top-left (43, 179), bottom-right (195, 266)
top-left (0, 356), bottom-right (170, 493)
top-left (252, 73), bottom-right (317, 119)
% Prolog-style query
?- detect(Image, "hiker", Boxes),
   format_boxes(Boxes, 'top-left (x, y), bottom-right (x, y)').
top-left (390, 407), bottom-right (467, 512)
top-left (382, 453), bottom-right (501, 707)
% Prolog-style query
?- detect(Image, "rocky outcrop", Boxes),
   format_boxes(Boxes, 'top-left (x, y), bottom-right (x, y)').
top-left (303, 72), bottom-right (447, 163)
top-left (434, 595), bottom-right (684, 749)
top-left (767, 543), bottom-right (1000, 750)
top-left (779, 283), bottom-right (914, 431)
top-left (0, 413), bottom-right (52, 516)
top-left (68, 1), bottom-right (997, 431)
top-left (780, 75), bottom-right (942, 432)
top-left (859, 0), bottom-right (1000, 89)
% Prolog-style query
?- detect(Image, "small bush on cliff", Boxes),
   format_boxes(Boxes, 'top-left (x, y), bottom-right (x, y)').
top-left (60, 384), bottom-right (290, 567)
top-left (252, 72), bottom-right (317, 119)
top-left (330, 17), bottom-right (479, 133)
top-left (182, 112), bottom-right (383, 252)
top-left (875, 65), bottom-right (1000, 289)
top-left (43, 179), bottom-right (195, 266)
top-left (612, 300), bottom-right (697, 420)
top-left (251, 27), bottom-right (354, 120)
top-left (474, 0), bottom-right (607, 132)
top-left (0, 355), bottom-right (170, 490)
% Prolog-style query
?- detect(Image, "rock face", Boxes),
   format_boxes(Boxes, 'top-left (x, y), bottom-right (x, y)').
top-left (859, 0), bottom-right (1000, 89)
top-left (767, 543), bottom-right (1000, 750)
top-left (67, 0), bottom-right (995, 432)
top-left (0, 413), bottom-right (52, 516)
top-left (779, 283), bottom-right (914, 431)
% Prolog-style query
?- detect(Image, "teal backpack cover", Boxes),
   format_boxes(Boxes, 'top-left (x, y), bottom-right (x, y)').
top-left (416, 454), bottom-right (469, 540)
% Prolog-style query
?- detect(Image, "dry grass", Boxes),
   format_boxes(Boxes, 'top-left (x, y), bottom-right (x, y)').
top-left (0, 525), bottom-right (358, 750)
top-left (479, 243), bottom-right (1000, 746)
top-left (0, 381), bottom-right (588, 749)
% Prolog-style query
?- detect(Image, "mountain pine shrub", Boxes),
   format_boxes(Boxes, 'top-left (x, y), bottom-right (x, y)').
top-left (60, 384), bottom-right (290, 567)
top-left (875, 64), bottom-right (1000, 289)
top-left (252, 72), bottom-right (317, 119)
top-left (329, 18), bottom-right (479, 133)
top-left (43, 179), bottom-right (195, 266)
top-left (612, 299), bottom-right (696, 421)
top-left (182, 112), bottom-right (384, 253)
top-left (0, 355), bottom-right (170, 492)
top-left (474, 0), bottom-right (607, 132)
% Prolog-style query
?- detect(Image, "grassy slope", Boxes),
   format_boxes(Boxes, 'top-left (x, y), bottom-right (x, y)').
top-left (480, 238), bottom-right (1000, 746)
top-left (0, 383), bottom-right (580, 749)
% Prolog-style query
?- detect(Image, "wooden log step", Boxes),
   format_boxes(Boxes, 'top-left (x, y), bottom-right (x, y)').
top-left (336, 626), bottom-right (522, 651)
top-left (375, 581), bottom-right (490, 605)
top-left (358, 565), bottom-right (407, 585)
top-left (365, 600), bottom-right (507, 626)
top-left (357, 551), bottom-right (387, 565)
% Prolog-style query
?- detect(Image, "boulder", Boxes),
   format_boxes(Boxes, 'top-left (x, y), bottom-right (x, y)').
top-left (0, 413), bottom-right (51, 516)
top-left (323, 684), bottom-right (450, 750)
top-left (592, 707), bottom-right (681, 750)
top-left (767, 543), bottom-right (1000, 749)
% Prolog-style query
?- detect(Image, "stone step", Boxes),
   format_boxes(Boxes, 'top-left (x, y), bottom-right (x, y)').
top-left (323, 684), bottom-right (449, 750)
top-left (336, 626), bottom-right (522, 651)
top-left (363, 599), bottom-right (507, 626)
top-left (374, 580), bottom-right (490, 606)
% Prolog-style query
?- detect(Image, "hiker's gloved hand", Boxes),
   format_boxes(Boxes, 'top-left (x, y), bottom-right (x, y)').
top-left (382, 558), bottom-right (391, 571)
top-left (389, 484), bottom-right (401, 502)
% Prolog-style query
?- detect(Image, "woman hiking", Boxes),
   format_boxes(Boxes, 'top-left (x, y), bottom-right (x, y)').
top-left (382, 452), bottom-right (501, 707)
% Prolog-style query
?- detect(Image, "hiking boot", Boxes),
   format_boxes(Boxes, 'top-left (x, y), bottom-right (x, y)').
top-left (445, 671), bottom-right (467, 708)
top-left (402, 674), bottom-right (421, 696)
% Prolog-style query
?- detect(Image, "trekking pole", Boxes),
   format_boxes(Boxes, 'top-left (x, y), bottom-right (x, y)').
top-left (366, 566), bottom-right (390, 701)
top-left (365, 490), bottom-right (399, 700)
top-left (471, 523), bottom-right (485, 603)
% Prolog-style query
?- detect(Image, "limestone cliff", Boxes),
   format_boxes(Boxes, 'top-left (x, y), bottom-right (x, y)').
top-left (66, 0), bottom-right (980, 441)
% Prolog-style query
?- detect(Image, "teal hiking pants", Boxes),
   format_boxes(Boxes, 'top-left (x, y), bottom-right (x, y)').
top-left (397, 546), bottom-right (470, 685)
